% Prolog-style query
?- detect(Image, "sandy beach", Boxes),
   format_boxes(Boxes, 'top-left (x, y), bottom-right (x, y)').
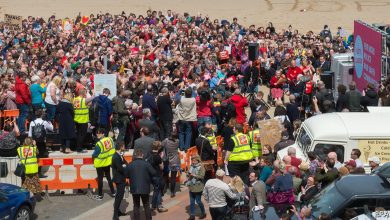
top-left (0, 0), bottom-right (389, 33)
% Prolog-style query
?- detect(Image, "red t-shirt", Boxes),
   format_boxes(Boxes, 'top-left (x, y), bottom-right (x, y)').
top-left (195, 96), bottom-right (212, 117)
top-left (286, 66), bottom-right (302, 82)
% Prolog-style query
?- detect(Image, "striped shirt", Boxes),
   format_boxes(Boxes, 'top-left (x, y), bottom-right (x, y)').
top-left (203, 178), bottom-right (238, 208)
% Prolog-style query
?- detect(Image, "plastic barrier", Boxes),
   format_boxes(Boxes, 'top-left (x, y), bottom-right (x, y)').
top-left (216, 136), bottom-right (224, 167)
top-left (0, 156), bottom-right (22, 186)
top-left (0, 109), bottom-right (20, 129)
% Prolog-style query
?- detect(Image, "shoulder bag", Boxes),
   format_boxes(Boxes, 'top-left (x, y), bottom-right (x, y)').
top-left (14, 145), bottom-right (31, 177)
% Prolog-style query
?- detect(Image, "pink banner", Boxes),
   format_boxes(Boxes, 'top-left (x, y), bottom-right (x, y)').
top-left (354, 21), bottom-right (382, 91)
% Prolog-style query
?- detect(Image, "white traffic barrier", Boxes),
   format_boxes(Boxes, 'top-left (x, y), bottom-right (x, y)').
top-left (0, 156), bottom-right (22, 186)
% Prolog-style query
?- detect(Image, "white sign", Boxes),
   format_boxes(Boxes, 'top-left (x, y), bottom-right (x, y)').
top-left (94, 74), bottom-right (117, 100)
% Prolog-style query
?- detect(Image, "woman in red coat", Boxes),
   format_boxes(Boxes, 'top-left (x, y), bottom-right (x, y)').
top-left (230, 89), bottom-right (249, 124)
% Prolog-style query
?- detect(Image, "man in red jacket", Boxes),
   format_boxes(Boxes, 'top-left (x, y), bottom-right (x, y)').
top-left (230, 89), bottom-right (248, 124)
top-left (286, 60), bottom-right (302, 83)
top-left (15, 73), bottom-right (32, 133)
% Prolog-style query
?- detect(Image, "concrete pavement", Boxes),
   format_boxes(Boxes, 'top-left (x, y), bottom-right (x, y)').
top-left (71, 185), bottom-right (212, 220)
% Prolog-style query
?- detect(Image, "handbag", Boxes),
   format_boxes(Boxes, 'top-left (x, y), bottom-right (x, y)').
top-left (14, 146), bottom-right (31, 177)
top-left (266, 189), bottom-right (295, 204)
top-left (200, 139), bottom-right (215, 171)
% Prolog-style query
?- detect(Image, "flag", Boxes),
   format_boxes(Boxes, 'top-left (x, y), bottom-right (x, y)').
top-left (81, 16), bottom-right (89, 25)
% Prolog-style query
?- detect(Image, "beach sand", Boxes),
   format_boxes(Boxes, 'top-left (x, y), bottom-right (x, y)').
top-left (0, 0), bottom-right (389, 33)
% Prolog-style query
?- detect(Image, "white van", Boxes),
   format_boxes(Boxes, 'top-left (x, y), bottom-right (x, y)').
top-left (277, 112), bottom-right (390, 166)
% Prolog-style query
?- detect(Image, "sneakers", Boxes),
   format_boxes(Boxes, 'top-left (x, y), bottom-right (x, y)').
top-left (157, 206), bottom-right (168, 212)
top-left (93, 195), bottom-right (103, 200)
top-left (170, 193), bottom-right (176, 198)
top-left (187, 216), bottom-right (195, 220)
top-left (111, 193), bottom-right (116, 198)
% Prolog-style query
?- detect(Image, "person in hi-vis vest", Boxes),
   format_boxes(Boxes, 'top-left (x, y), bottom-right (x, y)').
top-left (224, 123), bottom-right (253, 185)
top-left (248, 123), bottom-right (262, 159)
top-left (73, 88), bottom-right (94, 153)
top-left (92, 128), bottom-right (116, 200)
top-left (17, 137), bottom-right (43, 196)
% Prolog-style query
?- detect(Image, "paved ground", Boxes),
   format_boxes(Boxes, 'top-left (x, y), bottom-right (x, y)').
top-left (34, 184), bottom-right (212, 220)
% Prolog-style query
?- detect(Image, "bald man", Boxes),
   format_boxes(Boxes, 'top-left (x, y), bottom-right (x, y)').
top-left (327, 152), bottom-right (342, 169)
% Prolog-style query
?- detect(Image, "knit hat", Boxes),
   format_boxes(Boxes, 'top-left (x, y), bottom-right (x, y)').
top-left (368, 156), bottom-right (381, 165)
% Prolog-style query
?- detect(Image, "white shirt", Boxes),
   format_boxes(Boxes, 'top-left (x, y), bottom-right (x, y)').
top-left (355, 159), bottom-right (364, 168)
top-left (28, 118), bottom-right (54, 138)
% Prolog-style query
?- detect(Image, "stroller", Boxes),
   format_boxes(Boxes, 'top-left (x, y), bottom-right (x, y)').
top-left (225, 192), bottom-right (250, 220)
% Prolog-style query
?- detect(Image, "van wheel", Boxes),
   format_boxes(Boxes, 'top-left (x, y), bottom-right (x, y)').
top-left (15, 205), bottom-right (31, 220)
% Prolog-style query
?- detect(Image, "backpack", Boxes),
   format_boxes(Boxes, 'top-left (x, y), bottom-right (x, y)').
top-left (89, 98), bottom-right (100, 126)
top-left (32, 121), bottom-right (46, 142)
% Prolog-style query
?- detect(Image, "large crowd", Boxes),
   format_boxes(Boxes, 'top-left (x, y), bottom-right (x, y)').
top-left (0, 9), bottom-right (388, 220)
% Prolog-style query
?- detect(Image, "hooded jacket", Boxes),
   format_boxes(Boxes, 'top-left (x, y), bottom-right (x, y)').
top-left (15, 75), bottom-right (31, 105)
top-left (230, 94), bottom-right (249, 124)
top-left (97, 95), bottom-right (113, 126)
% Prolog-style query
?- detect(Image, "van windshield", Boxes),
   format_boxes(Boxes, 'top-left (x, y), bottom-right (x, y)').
top-left (297, 127), bottom-right (312, 153)
top-left (309, 182), bottom-right (346, 218)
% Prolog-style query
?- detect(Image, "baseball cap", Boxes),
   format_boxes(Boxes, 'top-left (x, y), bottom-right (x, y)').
top-left (216, 169), bottom-right (225, 177)
top-left (344, 159), bottom-right (356, 168)
top-left (368, 156), bottom-right (381, 164)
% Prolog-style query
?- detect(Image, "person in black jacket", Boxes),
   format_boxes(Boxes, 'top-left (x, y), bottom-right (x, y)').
top-left (157, 87), bottom-right (173, 140)
top-left (195, 127), bottom-right (215, 182)
top-left (360, 83), bottom-right (379, 111)
top-left (126, 149), bottom-right (156, 220)
top-left (336, 84), bottom-right (348, 112)
top-left (111, 141), bottom-right (127, 220)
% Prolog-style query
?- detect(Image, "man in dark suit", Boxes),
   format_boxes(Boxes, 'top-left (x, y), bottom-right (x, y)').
top-left (316, 55), bottom-right (331, 72)
top-left (157, 87), bottom-right (173, 139)
top-left (138, 108), bottom-right (161, 140)
top-left (126, 149), bottom-right (157, 220)
top-left (112, 141), bottom-right (127, 220)
top-left (134, 127), bottom-right (155, 161)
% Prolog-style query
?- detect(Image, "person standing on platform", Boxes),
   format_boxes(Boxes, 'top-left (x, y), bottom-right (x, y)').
top-left (111, 141), bottom-right (127, 220)
top-left (224, 124), bottom-right (253, 184)
top-left (92, 128), bottom-right (116, 200)
top-left (73, 88), bottom-right (94, 153)
top-left (28, 109), bottom-right (53, 178)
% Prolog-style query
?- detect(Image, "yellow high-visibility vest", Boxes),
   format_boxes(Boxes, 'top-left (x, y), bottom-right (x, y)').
top-left (249, 129), bottom-right (262, 158)
top-left (94, 137), bottom-right (115, 168)
top-left (229, 133), bottom-right (253, 162)
top-left (73, 96), bottom-right (89, 123)
top-left (17, 146), bottom-right (38, 175)
top-left (207, 133), bottom-right (218, 151)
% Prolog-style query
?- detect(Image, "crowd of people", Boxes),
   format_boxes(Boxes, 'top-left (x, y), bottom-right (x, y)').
top-left (0, 9), bottom-right (388, 220)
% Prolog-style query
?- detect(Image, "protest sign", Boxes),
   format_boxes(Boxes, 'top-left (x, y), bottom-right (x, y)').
top-left (4, 14), bottom-right (22, 31)
top-left (94, 74), bottom-right (117, 100)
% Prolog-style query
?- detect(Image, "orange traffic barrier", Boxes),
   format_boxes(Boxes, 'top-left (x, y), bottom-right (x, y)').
top-left (2, 109), bottom-right (20, 117)
top-left (216, 136), bottom-right (224, 167)
top-left (38, 157), bottom-right (98, 194)
top-left (38, 156), bottom-right (133, 198)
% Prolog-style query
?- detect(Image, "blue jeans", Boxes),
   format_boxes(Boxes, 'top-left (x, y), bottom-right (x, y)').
top-left (152, 176), bottom-right (163, 209)
top-left (45, 102), bottom-right (56, 122)
top-left (17, 104), bottom-right (29, 133)
top-left (189, 191), bottom-right (205, 216)
top-left (178, 121), bottom-right (192, 151)
top-left (117, 120), bottom-right (128, 142)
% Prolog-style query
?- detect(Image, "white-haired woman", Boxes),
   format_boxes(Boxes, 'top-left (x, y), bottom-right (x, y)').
top-left (29, 75), bottom-right (47, 118)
